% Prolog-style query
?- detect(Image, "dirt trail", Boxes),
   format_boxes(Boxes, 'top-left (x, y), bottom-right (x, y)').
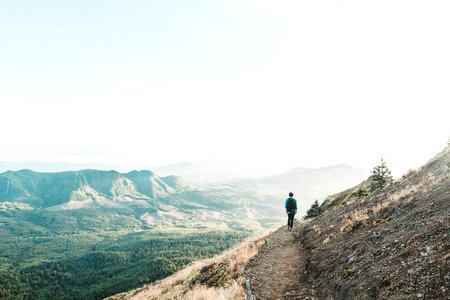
top-left (244, 223), bottom-right (321, 300)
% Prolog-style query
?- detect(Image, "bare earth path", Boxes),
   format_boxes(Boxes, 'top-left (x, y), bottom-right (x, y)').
top-left (244, 223), bottom-right (321, 300)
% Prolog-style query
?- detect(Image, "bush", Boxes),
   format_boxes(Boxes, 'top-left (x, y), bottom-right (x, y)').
top-left (303, 200), bottom-right (324, 220)
top-left (352, 186), bottom-right (369, 199)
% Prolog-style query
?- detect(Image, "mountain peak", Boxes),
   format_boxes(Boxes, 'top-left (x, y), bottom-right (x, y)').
top-left (160, 175), bottom-right (187, 190)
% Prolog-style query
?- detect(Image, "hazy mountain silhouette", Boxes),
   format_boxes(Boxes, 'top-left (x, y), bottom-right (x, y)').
top-left (228, 164), bottom-right (369, 214)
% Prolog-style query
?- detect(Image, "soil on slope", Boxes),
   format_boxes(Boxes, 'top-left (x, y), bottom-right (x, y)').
top-left (297, 146), bottom-right (450, 299)
top-left (245, 223), bottom-right (321, 300)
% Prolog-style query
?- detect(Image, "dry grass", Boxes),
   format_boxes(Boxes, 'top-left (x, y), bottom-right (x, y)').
top-left (339, 209), bottom-right (370, 233)
top-left (337, 162), bottom-right (448, 234)
top-left (332, 147), bottom-right (450, 235)
top-left (106, 231), bottom-right (271, 300)
top-left (180, 281), bottom-right (244, 300)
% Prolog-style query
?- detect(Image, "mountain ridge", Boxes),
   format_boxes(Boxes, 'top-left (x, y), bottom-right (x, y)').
top-left (0, 169), bottom-right (187, 209)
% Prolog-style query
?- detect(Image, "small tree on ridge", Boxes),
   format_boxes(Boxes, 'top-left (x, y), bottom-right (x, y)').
top-left (303, 200), bottom-right (324, 219)
top-left (369, 158), bottom-right (393, 192)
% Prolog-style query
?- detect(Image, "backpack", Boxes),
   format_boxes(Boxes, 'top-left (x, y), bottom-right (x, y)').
top-left (286, 198), bottom-right (296, 212)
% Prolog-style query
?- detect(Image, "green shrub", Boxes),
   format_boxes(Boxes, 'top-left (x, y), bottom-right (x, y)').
top-left (303, 200), bottom-right (324, 220)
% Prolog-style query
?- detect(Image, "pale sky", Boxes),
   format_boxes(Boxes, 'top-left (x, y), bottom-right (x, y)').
top-left (1, 1), bottom-right (449, 177)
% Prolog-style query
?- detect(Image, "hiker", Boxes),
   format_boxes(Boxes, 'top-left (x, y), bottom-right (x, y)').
top-left (285, 192), bottom-right (297, 231)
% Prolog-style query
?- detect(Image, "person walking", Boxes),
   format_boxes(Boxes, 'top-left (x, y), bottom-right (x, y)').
top-left (285, 192), bottom-right (297, 231)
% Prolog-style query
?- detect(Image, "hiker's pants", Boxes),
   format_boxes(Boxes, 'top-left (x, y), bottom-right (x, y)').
top-left (287, 213), bottom-right (295, 228)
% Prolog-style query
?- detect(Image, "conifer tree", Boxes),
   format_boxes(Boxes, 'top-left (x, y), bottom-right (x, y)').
top-left (369, 158), bottom-right (393, 192)
top-left (303, 200), bottom-right (324, 219)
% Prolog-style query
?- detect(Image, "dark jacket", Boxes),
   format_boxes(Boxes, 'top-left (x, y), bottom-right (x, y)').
top-left (285, 197), bottom-right (297, 215)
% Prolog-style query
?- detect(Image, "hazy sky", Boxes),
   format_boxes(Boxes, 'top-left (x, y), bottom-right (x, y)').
top-left (1, 0), bottom-right (449, 177)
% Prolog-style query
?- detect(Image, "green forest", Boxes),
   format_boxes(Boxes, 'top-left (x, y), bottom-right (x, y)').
top-left (0, 210), bottom-right (255, 300)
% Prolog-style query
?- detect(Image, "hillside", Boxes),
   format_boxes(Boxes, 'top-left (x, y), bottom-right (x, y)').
top-left (320, 178), bottom-right (371, 210)
top-left (243, 146), bottom-right (449, 299)
top-left (106, 232), bottom-right (270, 300)
top-left (296, 145), bottom-right (450, 299)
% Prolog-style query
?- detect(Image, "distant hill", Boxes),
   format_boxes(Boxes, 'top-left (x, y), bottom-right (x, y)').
top-left (153, 161), bottom-right (239, 183)
top-left (0, 161), bottom-right (123, 173)
top-left (228, 164), bottom-right (369, 215)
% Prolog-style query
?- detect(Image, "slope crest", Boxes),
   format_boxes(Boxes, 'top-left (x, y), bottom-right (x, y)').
top-left (297, 145), bottom-right (450, 299)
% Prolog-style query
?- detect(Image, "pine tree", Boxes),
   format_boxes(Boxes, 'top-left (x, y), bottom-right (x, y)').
top-left (303, 200), bottom-right (324, 219)
top-left (369, 158), bottom-right (393, 192)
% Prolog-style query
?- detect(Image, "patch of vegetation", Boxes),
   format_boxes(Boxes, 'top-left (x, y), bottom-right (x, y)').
top-left (368, 158), bottom-right (393, 192)
top-left (351, 186), bottom-right (369, 199)
top-left (303, 200), bottom-right (324, 219)
top-left (0, 210), bottom-right (254, 300)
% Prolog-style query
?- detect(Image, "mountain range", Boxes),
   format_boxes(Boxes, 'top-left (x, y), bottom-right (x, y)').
top-left (0, 168), bottom-right (285, 230)
top-left (0, 163), bottom-right (369, 218)
top-left (0, 170), bottom-right (183, 208)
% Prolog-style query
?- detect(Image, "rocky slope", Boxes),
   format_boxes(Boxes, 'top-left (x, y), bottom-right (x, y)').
top-left (320, 178), bottom-right (371, 211)
top-left (297, 145), bottom-right (450, 299)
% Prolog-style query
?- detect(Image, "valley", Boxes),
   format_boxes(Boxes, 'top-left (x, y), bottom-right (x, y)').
top-left (0, 169), bottom-right (283, 299)
top-left (0, 165), bottom-right (367, 299)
